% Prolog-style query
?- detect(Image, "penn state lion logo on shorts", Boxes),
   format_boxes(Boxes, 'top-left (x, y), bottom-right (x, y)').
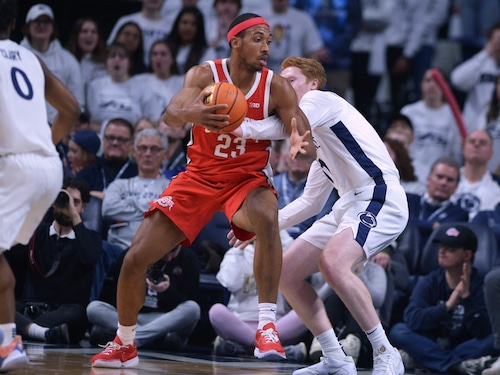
top-left (358, 211), bottom-right (377, 228)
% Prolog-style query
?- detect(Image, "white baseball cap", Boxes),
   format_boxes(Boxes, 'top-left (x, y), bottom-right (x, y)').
top-left (25, 3), bottom-right (54, 23)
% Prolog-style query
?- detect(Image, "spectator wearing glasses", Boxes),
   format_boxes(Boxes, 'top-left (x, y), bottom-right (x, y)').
top-left (102, 128), bottom-right (170, 251)
top-left (76, 118), bottom-right (138, 200)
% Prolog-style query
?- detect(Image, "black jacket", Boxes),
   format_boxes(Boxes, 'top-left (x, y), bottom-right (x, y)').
top-left (20, 222), bottom-right (102, 307)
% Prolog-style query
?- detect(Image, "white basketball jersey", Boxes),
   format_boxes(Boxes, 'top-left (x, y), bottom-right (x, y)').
top-left (301, 90), bottom-right (400, 196)
top-left (0, 39), bottom-right (57, 157)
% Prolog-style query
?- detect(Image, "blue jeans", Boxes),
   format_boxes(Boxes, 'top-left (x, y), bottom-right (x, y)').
top-left (390, 322), bottom-right (496, 372)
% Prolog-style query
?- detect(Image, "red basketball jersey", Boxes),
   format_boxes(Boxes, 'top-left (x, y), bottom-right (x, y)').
top-left (185, 59), bottom-right (273, 182)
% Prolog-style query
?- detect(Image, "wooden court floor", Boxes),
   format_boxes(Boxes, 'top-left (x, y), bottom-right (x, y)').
top-left (6, 341), bottom-right (444, 375)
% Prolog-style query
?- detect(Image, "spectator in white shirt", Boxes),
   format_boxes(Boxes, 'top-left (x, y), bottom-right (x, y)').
top-left (264, 0), bottom-right (326, 73)
top-left (134, 40), bottom-right (184, 123)
top-left (401, 68), bottom-right (463, 184)
top-left (452, 130), bottom-right (500, 219)
top-left (451, 23), bottom-right (500, 132)
top-left (107, 0), bottom-right (171, 68)
top-left (86, 43), bottom-right (151, 131)
top-left (66, 17), bottom-right (108, 100)
top-left (20, 3), bottom-right (84, 124)
top-left (384, 0), bottom-right (449, 112)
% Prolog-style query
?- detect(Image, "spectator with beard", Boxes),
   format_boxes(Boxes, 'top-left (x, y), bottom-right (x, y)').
top-left (8, 176), bottom-right (101, 344)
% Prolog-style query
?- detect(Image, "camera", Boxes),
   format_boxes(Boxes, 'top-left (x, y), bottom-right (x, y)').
top-left (147, 265), bottom-right (165, 285)
top-left (54, 191), bottom-right (69, 207)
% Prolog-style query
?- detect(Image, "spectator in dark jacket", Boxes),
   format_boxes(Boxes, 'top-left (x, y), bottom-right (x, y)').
top-left (406, 157), bottom-right (469, 248)
top-left (390, 225), bottom-right (496, 373)
top-left (11, 176), bottom-right (102, 344)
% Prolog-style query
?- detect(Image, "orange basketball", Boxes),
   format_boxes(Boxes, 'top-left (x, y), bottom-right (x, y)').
top-left (204, 81), bottom-right (247, 133)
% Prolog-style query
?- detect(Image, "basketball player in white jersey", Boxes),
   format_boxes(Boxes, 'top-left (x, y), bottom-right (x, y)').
top-left (232, 57), bottom-right (408, 374)
top-left (0, 1), bottom-right (80, 371)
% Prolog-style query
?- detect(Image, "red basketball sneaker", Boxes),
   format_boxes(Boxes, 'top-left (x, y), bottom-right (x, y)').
top-left (91, 336), bottom-right (138, 368)
top-left (254, 322), bottom-right (286, 361)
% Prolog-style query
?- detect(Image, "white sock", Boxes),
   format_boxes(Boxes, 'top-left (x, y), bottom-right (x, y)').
top-left (365, 323), bottom-right (392, 356)
top-left (0, 323), bottom-right (16, 346)
top-left (27, 323), bottom-right (48, 341)
top-left (117, 324), bottom-right (136, 346)
top-left (258, 303), bottom-right (277, 329)
top-left (317, 328), bottom-right (345, 360)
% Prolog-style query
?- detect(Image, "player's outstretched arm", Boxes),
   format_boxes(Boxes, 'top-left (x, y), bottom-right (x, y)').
top-left (271, 76), bottom-right (316, 161)
top-left (233, 116), bottom-right (309, 159)
top-left (162, 64), bottom-right (229, 130)
top-left (40, 58), bottom-right (80, 144)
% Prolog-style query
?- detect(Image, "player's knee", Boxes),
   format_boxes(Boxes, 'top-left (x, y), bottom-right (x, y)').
top-left (318, 254), bottom-right (345, 286)
top-left (248, 205), bottom-right (278, 231)
top-left (121, 249), bottom-right (149, 275)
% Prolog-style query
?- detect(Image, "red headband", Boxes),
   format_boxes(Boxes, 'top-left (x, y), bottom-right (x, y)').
top-left (227, 17), bottom-right (270, 42)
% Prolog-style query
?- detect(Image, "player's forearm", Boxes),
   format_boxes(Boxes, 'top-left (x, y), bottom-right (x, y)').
top-left (162, 106), bottom-right (191, 128)
top-left (238, 116), bottom-right (287, 140)
top-left (51, 110), bottom-right (79, 145)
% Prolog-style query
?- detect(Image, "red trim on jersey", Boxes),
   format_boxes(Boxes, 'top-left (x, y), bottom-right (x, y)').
top-left (186, 59), bottom-right (272, 179)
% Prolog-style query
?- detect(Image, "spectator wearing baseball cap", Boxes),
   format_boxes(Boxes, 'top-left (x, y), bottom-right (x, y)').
top-left (390, 224), bottom-right (496, 374)
top-left (24, 3), bottom-right (54, 24)
top-left (21, 4), bottom-right (84, 126)
top-left (433, 225), bottom-right (478, 253)
top-left (67, 130), bottom-right (101, 175)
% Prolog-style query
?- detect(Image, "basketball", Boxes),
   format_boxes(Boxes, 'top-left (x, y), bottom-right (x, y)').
top-left (204, 81), bottom-right (247, 133)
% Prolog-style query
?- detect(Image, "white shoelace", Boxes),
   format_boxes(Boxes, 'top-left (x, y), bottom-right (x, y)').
top-left (260, 328), bottom-right (279, 343)
top-left (373, 349), bottom-right (401, 373)
top-left (99, 341), bottom-right (122, 351)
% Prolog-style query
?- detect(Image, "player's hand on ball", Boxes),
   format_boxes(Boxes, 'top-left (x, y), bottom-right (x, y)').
top-left (197, 87), bottom-right (229, 131)
top-left (203, 82), bottom-right (247, 133)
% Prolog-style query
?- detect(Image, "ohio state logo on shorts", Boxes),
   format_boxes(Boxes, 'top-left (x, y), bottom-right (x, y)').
top-left (155, 196), bottom-right (174, 210)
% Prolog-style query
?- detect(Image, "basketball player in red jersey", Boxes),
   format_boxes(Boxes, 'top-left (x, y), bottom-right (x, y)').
top-left (91, 13), bottom-right (315, 368)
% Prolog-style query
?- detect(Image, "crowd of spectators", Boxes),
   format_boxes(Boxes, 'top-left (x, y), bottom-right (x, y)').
top-left (6, 0), bottom-right (500, 373)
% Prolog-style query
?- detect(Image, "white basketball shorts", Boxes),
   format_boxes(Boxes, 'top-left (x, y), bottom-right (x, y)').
top-left (299, 183), bottom-right (408, 260)
top-left (0, 153), bottom-right (62, 252)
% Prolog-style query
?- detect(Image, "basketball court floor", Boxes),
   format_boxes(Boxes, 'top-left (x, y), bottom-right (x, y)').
top-left (8, 340), bottom-right (445, 375)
